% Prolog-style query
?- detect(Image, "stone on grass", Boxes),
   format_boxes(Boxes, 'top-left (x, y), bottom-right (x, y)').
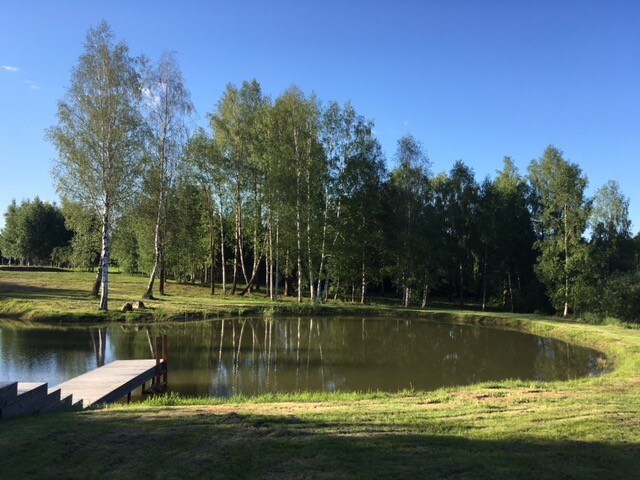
top-left (133, 300), bottom-right (146, 310)
top-left (121, 303), bottom-right (133, 313)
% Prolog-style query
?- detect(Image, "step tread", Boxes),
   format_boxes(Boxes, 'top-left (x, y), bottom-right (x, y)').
top-left (17, 382), bottom-right (48, 395)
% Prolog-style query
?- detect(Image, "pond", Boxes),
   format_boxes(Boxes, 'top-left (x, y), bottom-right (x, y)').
top-left (0, 317), bottom-right (606, 397)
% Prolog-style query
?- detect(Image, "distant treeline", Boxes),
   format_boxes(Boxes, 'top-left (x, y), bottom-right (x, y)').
top-left (1, 21), bottom-right (639, 322)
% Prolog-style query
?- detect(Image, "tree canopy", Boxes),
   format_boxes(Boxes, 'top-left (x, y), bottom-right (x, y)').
top-left (4, 22), bottom-right (639, 322)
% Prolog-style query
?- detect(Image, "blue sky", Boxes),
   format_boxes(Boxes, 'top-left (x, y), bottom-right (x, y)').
top-left (1, 1), bottom-right (639, 230)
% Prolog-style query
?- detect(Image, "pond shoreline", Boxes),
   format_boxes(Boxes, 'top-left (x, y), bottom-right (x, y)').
top-left (2, 274), bottom-right (639, 477)
top-left (1, 315), bottom-right (639, 479)
top-left (0, 314), bottom-right (607, 398)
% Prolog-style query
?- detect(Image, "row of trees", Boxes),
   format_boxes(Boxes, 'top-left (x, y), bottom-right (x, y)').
top-left (2, 22), bottom-right (639, 322)
top-left (0, 198), bottom-right (71, 265)
top-left (45, 22), bottom-right (193, 309)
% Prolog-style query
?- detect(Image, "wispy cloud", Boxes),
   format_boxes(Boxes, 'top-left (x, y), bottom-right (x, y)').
top-left (403, 120), bottom-right (410, 127)
top-left (2, 65), bottom-right (19, 72)
top-left (26, 80), bottom-right (39, 90)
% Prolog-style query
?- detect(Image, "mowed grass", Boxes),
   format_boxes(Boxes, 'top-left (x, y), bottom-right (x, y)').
top-left (0, 269), bottom-right (397, 322)
top-left (1, 270), bottom-right (640, 478)
top-left (0, 269), bottom-right (514, 323)
top-left (1, 367), bottom-right (639, 479)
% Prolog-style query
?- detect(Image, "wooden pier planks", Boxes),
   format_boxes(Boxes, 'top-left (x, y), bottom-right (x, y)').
top-left (55, 359), bottom-right (160, 408)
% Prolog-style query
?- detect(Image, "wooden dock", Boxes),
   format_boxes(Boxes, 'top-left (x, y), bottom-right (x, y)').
top-left (0, 335), bottom-right (168, 419)
top-left (56, 359), bottom-right (160, 408)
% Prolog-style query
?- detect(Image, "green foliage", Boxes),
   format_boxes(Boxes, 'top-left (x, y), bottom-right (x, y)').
top-left (61, 199), bottom-right (100, 270)
top-left (48, 21), bottom-right (146, 310)
top-left (386, 134), bottom-right (431, 305)
top-left (29, 24), bottom-right (640, 320)
top-left (0, 198), bottom-right (72, 264)
top-left (112, 221), bottom-right (141, 274)
top-left (528, 146), bottom-right (590, 315)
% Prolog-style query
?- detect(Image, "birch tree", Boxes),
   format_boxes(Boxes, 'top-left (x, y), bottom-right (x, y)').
top-left (209, 81), bottom-right (268, 294)
top-left (48, 22), bottom-right (145, 310)
top-left (388, 134), bottom-right (430, 307)
top-left (185, 128), bottom-right (230, 295)
top-left (316, 102), bottom-right (356, 301)
top-left (269, 87), bottom-right (323, 302)
top-left (528, 146), bottom-right (590, 317)
top-left (142, 51), bottom-right (194, 299)
top-left (333, 118), bottom-right (387, 304)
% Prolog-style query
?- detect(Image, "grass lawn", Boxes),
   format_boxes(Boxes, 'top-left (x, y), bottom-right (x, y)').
top-left (0, 269), bottom-right (412, 322)
top-left (1, 269), bottom-right (639, 478)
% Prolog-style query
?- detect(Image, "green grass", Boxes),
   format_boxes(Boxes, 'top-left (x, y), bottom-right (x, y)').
top-left (1, 270), bottom-right (639, 478)
top-left (0, 269), bottom-right (419, 322)
top-left (0, 269), bottom-right (532, 323)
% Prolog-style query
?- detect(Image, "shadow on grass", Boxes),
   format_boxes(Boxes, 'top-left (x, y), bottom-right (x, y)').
top-left (0, 411), bottom-right (636, 480)
top-left (0, 282), bottom-right (91, 301)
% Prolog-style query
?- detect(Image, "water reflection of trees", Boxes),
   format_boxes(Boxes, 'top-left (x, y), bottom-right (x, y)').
top-left (0, 325), bottom-right (103, 384)
top-left (0, 318), bottom-right (603, 396)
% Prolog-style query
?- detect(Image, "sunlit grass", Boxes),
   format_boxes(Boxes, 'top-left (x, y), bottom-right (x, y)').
top-left (0, 269), bottom-right (527, 322)
top-left (0, 269), bottom-right (395, 322)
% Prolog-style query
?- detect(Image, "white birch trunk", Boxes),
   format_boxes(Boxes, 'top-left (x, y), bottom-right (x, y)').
top-left (99, 206), bottom-right (111, 311)
top-left (219, 195), bottom-right (227, 294)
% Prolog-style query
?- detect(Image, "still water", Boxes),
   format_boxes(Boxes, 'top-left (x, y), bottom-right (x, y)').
top-left (0, 317), bottom-right (605, 397)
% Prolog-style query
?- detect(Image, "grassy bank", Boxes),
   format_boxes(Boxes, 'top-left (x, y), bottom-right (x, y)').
top-left (1, 270), bottom-right (639, 478)
top-left (0, 269), bottom-right (401, 322)
top-left (0, 269), bottom-right (527, 323)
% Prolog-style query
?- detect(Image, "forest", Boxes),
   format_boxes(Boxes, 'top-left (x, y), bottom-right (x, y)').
top-left (1, 22), bottom-right (639, 322)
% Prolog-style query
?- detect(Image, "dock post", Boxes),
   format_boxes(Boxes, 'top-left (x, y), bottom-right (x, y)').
top-left (155, 336), bottom-right (162, 387)
top-left (162, 335), bottom-right (168, 384)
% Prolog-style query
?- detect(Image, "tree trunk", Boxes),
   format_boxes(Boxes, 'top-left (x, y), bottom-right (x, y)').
top-left (274, 223), bottom-right (280, 300)
top-left (231, 244), bottom-right (239, 295)
top-left (360, 254), bottom-right (367, 305)
top-left (322, 270), bottom-right (330, 302)
top-left (294, 127), bottom-right (302, 304)
top-left (268, 210), bottom-right (274, 299)
top-left (210, 209), bottom-right (216, 296)
top-left (265, 253), bottom-right (271, 298)
top-left (284, 250), bottom-right (292, 297)
top-left (91, 265), bottom-right (102, 297)
top-left (306, 136), bottom-right (315, 302)
top-left (99, 207), bottom-right (110, 311)
top-left (563, 204), bottom-right (569, 317)
top-left (482, 244), bottom-right (488, 311)
top-left (235, 186), bottom-right (250, 288)
top-left (421, 284), bottom-right (429, 309)
top-left (459, 261), bottom-right (464, 308)
top-left (144, 183), bottom-right (165, 299)
top-left (316, 196), bottom-right (330, 301)
top-left (249, 188), bottom-right (261, 294)
top-left (159, 249), bottom-right (165, 295)
top-left (321, 204), bottom-right (341, 303)
top-left (219, 197), bottom-right (227, 294)
top-left (507, 271), bottom-right (514, 313)
top-left (240, 254), bottom-right (264, 296)
top-left (144, 232), bottom-right (160, 299)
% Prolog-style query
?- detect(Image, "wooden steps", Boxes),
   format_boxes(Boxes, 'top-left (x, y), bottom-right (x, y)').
top-left (0, 382), bottom-right (76, 419)
top-left (0, 381), bottom-right (18, 409)
top-left (1, 335), bottom-right (168, 420)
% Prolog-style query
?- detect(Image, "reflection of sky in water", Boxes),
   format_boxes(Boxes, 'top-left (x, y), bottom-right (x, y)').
top-left (0, 318), bottom-right (606, 397)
